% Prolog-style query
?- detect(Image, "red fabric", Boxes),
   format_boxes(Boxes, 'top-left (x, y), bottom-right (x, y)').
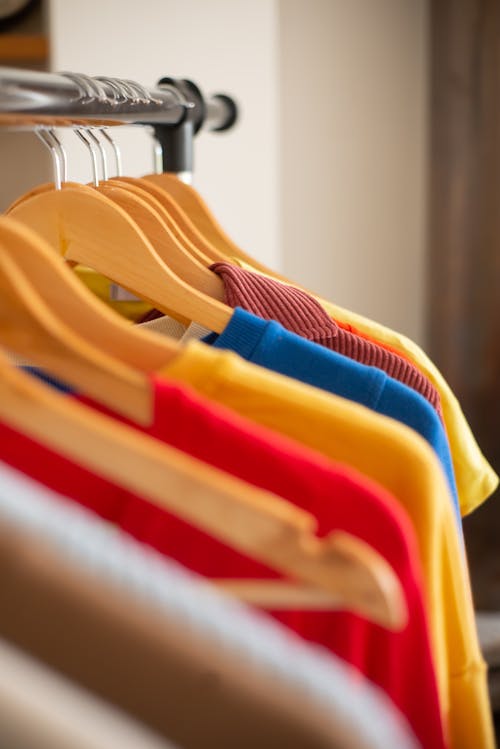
top-left (211, 262), bottom-right (444, 421)
top-left (0, 378), bottom-right (446, 749)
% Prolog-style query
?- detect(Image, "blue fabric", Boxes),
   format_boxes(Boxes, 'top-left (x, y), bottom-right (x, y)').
top-left (22, 366), bottom-right (74, 394)
top-left (203, 307), bottom-right (462, 528)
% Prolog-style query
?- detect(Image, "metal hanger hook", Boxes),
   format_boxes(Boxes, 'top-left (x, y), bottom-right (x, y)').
top-left (152, 134), bottom-right (163, 175)
top-left (94, 76), bottom-right (127, 105)
top-left (109, 78), bottom-right (137, 104)
top-left (45, 129), bottom-right (68, 184)
top-left (122, 79), bottom-right (149, 105)
top-left (87, 128), bottom-right (109, 181)
top-left (35, 127), bottom-right (63, 190)
top-left (74, 128), bottom-right (100, 187)
top-left (99, 128), bottom-right (122, 177)
top-left (60, 72), bottom-right (95, 103)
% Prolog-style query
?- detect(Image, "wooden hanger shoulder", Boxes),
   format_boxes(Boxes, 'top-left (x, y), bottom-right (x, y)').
top-left (6, 181), bottom-right (81, 213)
top-left (8, 185), bottom-right (233, 333)
top-left (113, 176), bottom-right (215, 267)
top-left (6, 181), bottom-right (330, 305)
top-left (142, 173), bottom-right (228, 263)
top-left (8, 181), bottom-right (195, 328)
top-left (143, 173), bottom-right (308, 284)
top-left (0, 216), bottom-right (177, 372)
top-left (98, 180), bottom-right (224, 300)
top-left (0, 355), bottom-right (407, 631)
top-left (7, 178), bottom-right (217, 268)
top-left (0, 237), bottom-right (153, 425)
top-left (144, 172), bottom-right (244, 257)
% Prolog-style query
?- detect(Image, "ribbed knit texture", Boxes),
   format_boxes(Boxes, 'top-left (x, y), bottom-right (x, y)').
top-left (211, 262), bottom-right (443, 420)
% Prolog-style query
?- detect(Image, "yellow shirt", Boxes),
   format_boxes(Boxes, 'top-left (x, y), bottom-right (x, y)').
top-left (234, 259), bottom-right (498, 517)
top-left (74, 266), bottom-right (153, 323)
top-left (159, 342), bottom-right (493, 749)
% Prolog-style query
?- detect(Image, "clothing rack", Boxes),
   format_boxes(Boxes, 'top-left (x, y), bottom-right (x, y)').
top-left (0, 66), bottom-right (238, 176)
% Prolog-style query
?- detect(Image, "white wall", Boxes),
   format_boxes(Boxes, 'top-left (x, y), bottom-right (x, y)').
top-left (279, 0), bottom-right (429, 343)
top-left (49, 0), bottom-right (281, 267)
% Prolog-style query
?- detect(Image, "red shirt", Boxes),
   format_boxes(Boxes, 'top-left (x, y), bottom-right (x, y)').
top-left (0, 377), bottom-right (446, 749)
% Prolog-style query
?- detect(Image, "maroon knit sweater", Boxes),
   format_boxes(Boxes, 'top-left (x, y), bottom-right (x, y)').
top-left (210, 262), bottom-right (443, 420)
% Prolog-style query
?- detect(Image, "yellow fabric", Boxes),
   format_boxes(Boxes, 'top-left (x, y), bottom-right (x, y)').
top-left (159, 342), bottom-right (494, 749)
top-left (233, 259), bottom-right (499, 517)
top-left (73, 266), bottom-right (153, 323)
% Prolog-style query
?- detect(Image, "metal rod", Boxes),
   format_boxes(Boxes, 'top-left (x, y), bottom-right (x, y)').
top-left (0, 67), bottom-right (236, 131)
top-left (0, 67), bottom-right (187, 124)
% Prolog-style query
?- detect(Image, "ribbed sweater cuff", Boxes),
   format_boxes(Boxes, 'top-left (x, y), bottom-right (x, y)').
top-left (210, 308), bottom-right (266, 361)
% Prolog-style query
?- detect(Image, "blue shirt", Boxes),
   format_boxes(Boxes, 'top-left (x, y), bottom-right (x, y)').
top-left (204, 307), bottom-right (461, 527)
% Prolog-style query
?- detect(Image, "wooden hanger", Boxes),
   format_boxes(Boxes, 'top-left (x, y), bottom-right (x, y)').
top-left (0, 350), bottom-right (407, 630)
top-left (6, 181), bottom-right (74, 213)
top-left (142, 174), bottom-right (228, 264)
top-left (7, 179), bottom-right (321, 305)
top-left (7, 179), bottom-right (217, 280)
top-left (95, 180), bottom-right (225, 299)
top-left (0, 216), bottom-right (406, 627)
top-left (0, 233), bottom-right (154, 426)
top-left (7, 184), bottom-right (233, 333)
top-left (6, 178), bottom-right (217, 326)
top-left (7, 180), bottom-right (216, 268)
top-left (144, 172), bottom-right (277, 273)
top-left (141, 175), bottom-right (363, 324)
top-left (112, 176), bottom-right (215, 266)
top-left (0, 215), bottom-right (178, 372)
